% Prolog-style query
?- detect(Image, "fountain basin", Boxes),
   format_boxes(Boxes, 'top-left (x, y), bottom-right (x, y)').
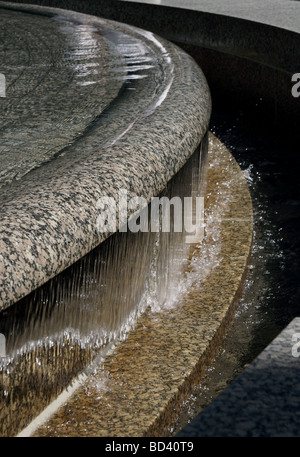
top-left (0, 2), bottom-right (216, 437)
top-left (3, 0), bottom-right (298, 438)
top-left (20, 132), bottom-right (254, 437)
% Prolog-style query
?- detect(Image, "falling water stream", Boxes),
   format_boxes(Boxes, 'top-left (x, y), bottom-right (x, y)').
top-left (1, 6), bottom-right (299, 438)
top-left (2, 104), bottom-right (298, 437)
top-left (0, 141), bottom-right (208, 436)
top-left (0, 7), bottom-right (208, 435)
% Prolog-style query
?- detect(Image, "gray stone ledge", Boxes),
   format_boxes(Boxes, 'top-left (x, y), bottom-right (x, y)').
top-left (0, 3), bottom-right (211, 311)
top-left (121, 0), bottom-right (300, 35)
top-left (177, 317), bottom-right (300, 437)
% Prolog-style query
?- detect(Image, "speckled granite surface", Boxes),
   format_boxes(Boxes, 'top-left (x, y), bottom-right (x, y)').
top-left (0, 8), bottom-right (124, 187)
top-left (1, 0), bottom-right (297, 439)
top-left (0, 3), bottom-right (211, 311)
top-left (177, 317), bottom-right (300, 437)
top-left (0, 143), bottom-right (205, 437)
top-left (14, 133), bottom-right (254, 437)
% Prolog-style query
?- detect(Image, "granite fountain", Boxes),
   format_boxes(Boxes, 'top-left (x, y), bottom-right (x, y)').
top-left (0, 0), bottom-right (299, 438)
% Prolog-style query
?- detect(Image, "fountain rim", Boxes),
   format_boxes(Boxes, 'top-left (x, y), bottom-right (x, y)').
top-left (0, 2), bottom-right (212, 312)
top-left (2, 0), bottom-right (298, 439)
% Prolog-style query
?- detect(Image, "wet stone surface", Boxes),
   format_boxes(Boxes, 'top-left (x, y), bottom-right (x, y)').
top-left (0, 8), bottom-right (124, 187)
top-left (27, 133), bottom-right (253, 437)
top-left (177, 318), bottom-right (300, 437)
top-left (0, 4), bottom-right (213, 437)
top-left (0, 4), bottom-right (211, 312)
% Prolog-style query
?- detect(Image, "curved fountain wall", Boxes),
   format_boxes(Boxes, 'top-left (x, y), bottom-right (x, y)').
top-left (1, 0), bottom-right (299, 438)
top-left (0, 1), bottom-right (215, 436)
top-left (0, 2), bottom-right (211, 311)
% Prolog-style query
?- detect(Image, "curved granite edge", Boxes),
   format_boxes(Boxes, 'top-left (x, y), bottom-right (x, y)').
top-left (0, 3), bottom-right (212, 311)
top-left (3, 0), bottom-right (297, 438)
top-left (16, 132), bottom-right (253, 437)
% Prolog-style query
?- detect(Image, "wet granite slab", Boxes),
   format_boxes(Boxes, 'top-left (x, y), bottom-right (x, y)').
top-left (0, 142), bottom-right (204, 437)
top-left (177, 317), bottom-right (300, 437)
top-left (0, 8), bottom-right (125, 187)
top-left (0, 3), bottom-right (211, 312)
top-left (2, 0), bottom-right (296, 439)
top-left (16, 132), bottom-right (254, 437)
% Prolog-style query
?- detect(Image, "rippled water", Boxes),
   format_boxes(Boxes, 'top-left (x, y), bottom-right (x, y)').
top-left (0, 6), bottom-right (175, 189)
top-left (172, 110), bottom-right (300, 435)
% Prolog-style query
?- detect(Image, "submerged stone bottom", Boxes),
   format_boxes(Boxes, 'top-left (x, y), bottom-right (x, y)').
top-left (16, 132), bottom-right (253, 437)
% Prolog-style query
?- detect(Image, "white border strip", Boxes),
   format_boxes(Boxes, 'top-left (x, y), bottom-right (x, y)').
top-left (16, 338), bottom-right (118, 437)
top-left (16, 372), bottom-right (88, 437)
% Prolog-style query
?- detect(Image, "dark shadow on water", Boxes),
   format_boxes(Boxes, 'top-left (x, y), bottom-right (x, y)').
top-left (172, 109), bottom-right (300, 435)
